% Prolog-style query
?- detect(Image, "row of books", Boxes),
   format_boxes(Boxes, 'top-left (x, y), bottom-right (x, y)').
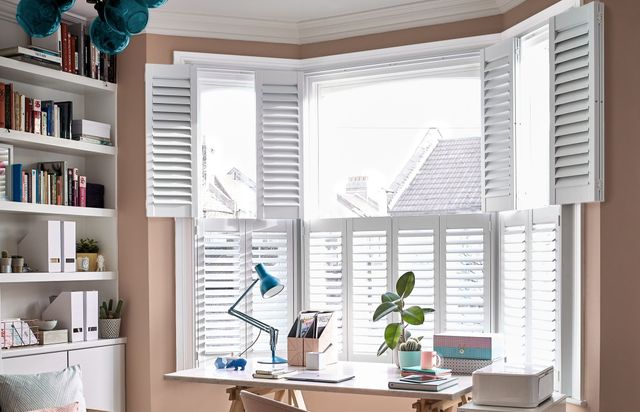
top-left (0, 82), bottom-right (73, 139)
top-left (11, 162), bottom-right (87, 207)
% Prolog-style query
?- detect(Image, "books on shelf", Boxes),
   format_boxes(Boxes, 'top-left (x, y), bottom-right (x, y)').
top-left (0, 46), bottom-right (62, 70)
top-left (10, 162), bottom-right (91, 208)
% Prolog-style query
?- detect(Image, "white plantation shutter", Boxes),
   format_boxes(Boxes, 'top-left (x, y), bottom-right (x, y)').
top-left (549, 2), bottom-right (604, 204)
top-left (481, 39), bottom-right (517, 212)
top-left (249, 221), bottom-right (294, 353)
top-left (500, 211), bottom-right (528, 365)
top-left (256, 70), bottom-right (303, 219)
top-left (393, 217), bottom-right (439, 350)
top-left (350, 218), bottom-right (392, 360)
top-left (145, 64), bottom-right (198, 217)
top-left (197, 220), bottom-right (244, 357)
top-left (499, 208), bottom-right (560, 379)
top-left (441, 215), bottom-right (491, 333)
top-left (305, 220), bottom-right (347, 356)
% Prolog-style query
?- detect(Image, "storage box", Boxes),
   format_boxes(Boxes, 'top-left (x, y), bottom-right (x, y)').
top-left (442, 357), bottom-right (504, 375)
top-left (287, 312), bottom-right (337, 367)
top-left (37, 329), bottom-right (68, 345)
top-left (434, 333), bottom-right (504, 360)
top-left (472, 364), bottom-right (554, 408)
top-left (72, 119), bottom-right (111, 140)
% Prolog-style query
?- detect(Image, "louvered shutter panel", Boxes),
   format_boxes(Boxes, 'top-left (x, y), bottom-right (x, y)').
top-left (249, 222), bottom-right (292, 353)
top-left (146, 64), bottom-right (197, 217)
top-left (256, 70), bottom-right (303, 219)
top-left (441, 215), bottom-right (491, 333)
top-left (481, 39), bottom-right (517, 212)
top-left (306, 221), bottom-right (346, 355)
top-left (394, 217), bottom-right (438, 349)
top-left (549, 2), bottom-right (604, 204)
top-left (350, 219), bottom-right (391, 359)
top-left (197, 221), bottom-right (244, 357)
top-left (530, 211), bottom-right (560, 370)
top-left (500, 211), bottom-right (528, 365)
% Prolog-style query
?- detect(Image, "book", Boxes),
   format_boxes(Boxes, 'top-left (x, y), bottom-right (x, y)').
top-left (5, 83), bottom-right (13, 130)
top-left (54, 101), bottom-right (72, 139)
top-left (19, 94), bottom-right (25, 132)
top-left (0, 82), bottom-right (5, 128)
top-left (297, 311), bottom-right (318, 338)
top-left (252, 371), bottom-right (295, 380)
top-left (33, 99), bottom-right (41, 134)
top-left (401, 366), bottom-right (452, 376)
top-left (0, 46), bottom-right (62, 65)
top-left (388, 377), bottom-right (459, 392)
top-left (38, 161), bottom-right (68, 206)
top-left (72, 167), bottom-right (78, 206)
top-left (79, 175), bottom-right (86, 207)
top-left (25, 97), bottom-right (32, 133)
top-left (9, 55), bottom-right (60, 70)
top-left (11, 164), bottom-right (22, 202)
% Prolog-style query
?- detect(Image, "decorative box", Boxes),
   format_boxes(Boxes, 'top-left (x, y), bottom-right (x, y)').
top-left (434, 333), bottom-right (504, 360)
top-left (287, 312), bottom-right (337, 367)
top-left (442, 357), bottom-right (504, 375)
top-left (472, 364), bottom-right (554, 408)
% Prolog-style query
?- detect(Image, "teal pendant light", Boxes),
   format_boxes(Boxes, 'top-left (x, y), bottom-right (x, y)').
top-left (145, 0), bottom-right (166, 8)
top-left (16, 0), bottom-right (61, 38)
top-left (90, 17), bottom-right (130, 55)
top-left (55, 0), bottom-right (76, 12)
top-left (104, 0), bottom-right (149, 35)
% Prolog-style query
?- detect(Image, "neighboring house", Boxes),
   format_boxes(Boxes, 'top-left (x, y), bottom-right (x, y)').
top-left (203, 167), bottom-right (257, 217)
top-left (338, 129), bottom-right (481, 216)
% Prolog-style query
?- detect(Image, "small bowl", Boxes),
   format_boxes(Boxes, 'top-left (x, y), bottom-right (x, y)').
top-left (36, 320), bottom-right (58, 331)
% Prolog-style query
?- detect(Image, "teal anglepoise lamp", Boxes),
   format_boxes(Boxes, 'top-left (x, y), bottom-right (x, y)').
top-left (227, 264), bottom-right (287, 364)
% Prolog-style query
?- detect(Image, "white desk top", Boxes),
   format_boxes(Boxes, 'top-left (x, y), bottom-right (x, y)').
top-left (165, 360), bottom-right (472, 401)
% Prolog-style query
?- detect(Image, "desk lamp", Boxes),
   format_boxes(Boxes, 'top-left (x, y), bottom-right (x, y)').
top-left (227, 263), bottom-right (287, 364)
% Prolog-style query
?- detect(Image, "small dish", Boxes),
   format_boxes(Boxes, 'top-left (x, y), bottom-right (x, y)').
top-left (35, 320), bottom-right (58, 331)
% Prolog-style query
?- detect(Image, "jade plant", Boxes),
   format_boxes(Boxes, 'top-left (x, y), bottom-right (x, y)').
top-left (373, 271), bottom-right (434, 356)
top-left (77, 238), bottom-right (99, 253)
top-left (100, 299), bottom-right (124, 319)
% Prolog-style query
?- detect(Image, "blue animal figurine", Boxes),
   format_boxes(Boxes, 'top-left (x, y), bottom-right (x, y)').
top-left (226, 357), bottom-right (247, 371)
top-left (214, 357), bottom-right (227, 369)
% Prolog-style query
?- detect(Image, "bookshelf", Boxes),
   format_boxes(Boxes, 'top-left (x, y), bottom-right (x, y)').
top-left (0, 271), bottom-right (117, 284)
top-left (0, 201), bottom-right (116, 217)
top-left (0, 129), bottom-right (116, 156)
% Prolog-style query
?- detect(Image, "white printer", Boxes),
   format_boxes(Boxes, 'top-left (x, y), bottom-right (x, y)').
top-left (472, 364), bottom-right (554, 408)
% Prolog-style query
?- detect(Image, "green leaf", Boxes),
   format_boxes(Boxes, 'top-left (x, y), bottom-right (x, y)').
top-left (402, 306), bottom-right (425, 325)
top-left (372, 301), bottom-right (398, 322)
top-left (381, 292), bottom-right (401, 303)
top-left (396, 271), bottom-right (415, 297)
top-left (422, 308), bottom-right (435, 313)
top-left (384, 323), bottom-right (403, 349)
top-left (377, 341), bottom-right (389, 357)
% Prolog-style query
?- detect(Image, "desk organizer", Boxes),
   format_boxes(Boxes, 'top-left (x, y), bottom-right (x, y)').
top-left (287, 312), bottom-right (337, 367)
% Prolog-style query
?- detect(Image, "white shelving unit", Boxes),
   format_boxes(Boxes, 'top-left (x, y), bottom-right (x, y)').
top-left (0, 43), bottom-right (124, 411)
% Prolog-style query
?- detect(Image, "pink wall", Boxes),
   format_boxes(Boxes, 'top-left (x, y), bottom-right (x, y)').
top-left (116, 0), bottom-right (640, 410)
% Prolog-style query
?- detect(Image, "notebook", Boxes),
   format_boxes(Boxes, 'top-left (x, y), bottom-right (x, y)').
top-left (284, 371), bottom-right (355, 384)
top-left (388, 377), bottom-right (459, 392)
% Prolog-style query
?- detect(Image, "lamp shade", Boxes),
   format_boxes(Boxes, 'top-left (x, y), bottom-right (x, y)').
top-left (255, 264), bottom-right (284, 299)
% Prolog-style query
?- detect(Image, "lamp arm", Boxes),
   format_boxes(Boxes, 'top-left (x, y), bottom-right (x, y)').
top-left (227, 278), bottom-right (274, 334)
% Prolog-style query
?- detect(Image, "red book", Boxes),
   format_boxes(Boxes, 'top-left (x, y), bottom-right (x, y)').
top-left (79, 175), bottom-right (86, 207)
top-left (25, 97), bottom-right (32, 133)
top-left (6, 83), bottom-right (13, 130)
top-left (61, 23), bottom-right (69, 72)
top-left (33, 99), bottom-right (41, 135)
top-left (57, 176), bottom-right (63, 205)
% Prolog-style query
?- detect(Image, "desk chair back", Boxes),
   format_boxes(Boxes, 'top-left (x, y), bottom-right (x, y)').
top-left (240, 391), bottom-right (307, 412)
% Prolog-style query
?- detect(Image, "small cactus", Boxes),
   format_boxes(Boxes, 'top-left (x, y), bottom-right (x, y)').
top-left (399, 337), bottom-right (422, 352)
top-left (100, 298), bottom-right (124, 319)
top-left (1, 251), bottom-right (8, 259)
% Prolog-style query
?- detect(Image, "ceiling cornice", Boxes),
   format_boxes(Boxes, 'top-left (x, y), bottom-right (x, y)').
top-left (146, 0), bottom-right (528, 45)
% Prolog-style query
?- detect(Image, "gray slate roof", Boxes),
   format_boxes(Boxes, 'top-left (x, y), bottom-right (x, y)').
top-left (389, 136), bottom-right (481, 215)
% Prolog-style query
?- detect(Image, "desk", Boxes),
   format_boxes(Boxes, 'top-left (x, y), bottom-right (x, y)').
top-left (165, 361), bottom-right (472, 412)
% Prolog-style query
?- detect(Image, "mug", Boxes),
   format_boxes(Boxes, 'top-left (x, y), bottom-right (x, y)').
top-left (421, 350), bottom-right (443, 369)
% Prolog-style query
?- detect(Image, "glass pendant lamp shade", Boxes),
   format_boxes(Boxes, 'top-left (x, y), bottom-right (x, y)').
top-left (90, 17), bottom-right (130, 55)
top-left (55, 0), bottom-right (76, 12)
top-left (16, 0), bottom-right (61, 38)
top-left (145, 0), bottom-right (167, 8)
top-left (104, 0), bottom-right (149, 35)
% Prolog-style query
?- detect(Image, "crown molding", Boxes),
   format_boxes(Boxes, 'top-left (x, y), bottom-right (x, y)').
top-left (145, 0), bottom-right (527, 45)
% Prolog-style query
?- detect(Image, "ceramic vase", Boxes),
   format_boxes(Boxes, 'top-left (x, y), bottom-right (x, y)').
top-left (77, 253), bottom-right (98, 272)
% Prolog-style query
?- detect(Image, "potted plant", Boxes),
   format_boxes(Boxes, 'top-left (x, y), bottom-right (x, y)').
top-left (372, 271), bottom-right (434, 368)
top-left (99, 298), bottom-right (124, 339)
top-left (0, 251), bottom-right (11, 273)
top-left (76, 238), bottom-right (99, 272)
top-left (11, 255), bottom-right (24, 273)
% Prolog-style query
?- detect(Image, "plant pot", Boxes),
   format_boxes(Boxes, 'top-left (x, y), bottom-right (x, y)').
top-left (99, 318), bottom-right (121, 339)
top-left (0, 257), bottom-right (11, 273)
top-left (398, 350), bottom-right (422, 369)
top-left (77, 253), bottom-right (98, 272)
top-left (11, 257), bottom-right (24, 273)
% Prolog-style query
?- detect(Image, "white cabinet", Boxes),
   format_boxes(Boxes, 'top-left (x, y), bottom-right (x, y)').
top-left (69, 344), bottom-right (125, 412)
top-left (1, 351), bottom-right (67, 374)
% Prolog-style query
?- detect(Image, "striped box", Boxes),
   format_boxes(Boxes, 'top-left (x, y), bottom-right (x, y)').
top-left (442, 357), bottom-right (504, 375)
top-left (434, 333), bottom-right (504, 360)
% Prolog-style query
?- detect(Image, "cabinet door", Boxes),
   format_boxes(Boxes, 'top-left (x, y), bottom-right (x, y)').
top-left (68, 345), bottom-right (125, 412)
top-left (1, 352), bottom-right (68, 374)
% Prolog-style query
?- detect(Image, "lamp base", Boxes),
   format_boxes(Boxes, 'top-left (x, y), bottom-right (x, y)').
top-left (257, 355), bottom-right (288, 365)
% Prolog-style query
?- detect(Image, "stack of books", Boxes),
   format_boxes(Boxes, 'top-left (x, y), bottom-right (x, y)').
top-left (400, 366), bottom-right (452, 379)
top-left (388, 376), bottom-right (459, 392)
top-left (252, 367), bottom-right (295, 380)
top-left (0, 81), bottom-right (73, 139)
top-left (72, 119), bottom-right (113, 146)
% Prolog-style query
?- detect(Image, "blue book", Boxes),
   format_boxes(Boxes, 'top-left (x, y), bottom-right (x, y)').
top-left (11, 164), bottom-right (22, 202)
